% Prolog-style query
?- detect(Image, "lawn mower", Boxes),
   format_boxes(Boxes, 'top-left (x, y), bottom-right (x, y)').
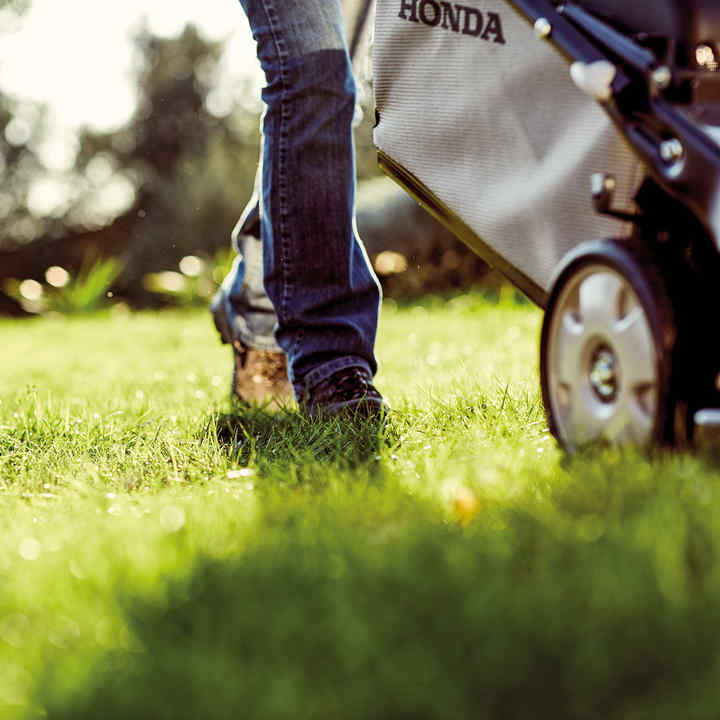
top-left (372, 0), bottom-right (720, 449)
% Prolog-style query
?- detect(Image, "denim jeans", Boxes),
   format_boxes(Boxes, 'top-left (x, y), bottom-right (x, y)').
top-left (220, 0), bottom-right (381, 397)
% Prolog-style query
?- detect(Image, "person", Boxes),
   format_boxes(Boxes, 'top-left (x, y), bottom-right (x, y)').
top-left (210, 0), bottom-right (387, 418)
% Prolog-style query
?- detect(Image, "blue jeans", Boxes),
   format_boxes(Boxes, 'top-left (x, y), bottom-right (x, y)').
top-left (219, 0), bottom-right (381, 397)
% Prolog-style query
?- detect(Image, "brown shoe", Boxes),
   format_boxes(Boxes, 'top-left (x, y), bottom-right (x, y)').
top-left (211, 287), bottom-right (293, 409)
top-left (231, 339), bottom-right (293, 409)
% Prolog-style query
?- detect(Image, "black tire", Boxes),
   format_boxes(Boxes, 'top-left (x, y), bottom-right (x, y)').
top-left (540, 239), bottom-right (676, 449)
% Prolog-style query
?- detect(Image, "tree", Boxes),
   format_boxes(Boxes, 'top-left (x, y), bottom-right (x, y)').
top-left (0, 13), bottom-right (488, 312)
top-left (0, 24), bottom-right (264, 304)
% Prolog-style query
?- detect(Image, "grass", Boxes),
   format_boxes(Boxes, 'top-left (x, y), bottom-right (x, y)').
top-left (2, 289), bottom-right (720, 718)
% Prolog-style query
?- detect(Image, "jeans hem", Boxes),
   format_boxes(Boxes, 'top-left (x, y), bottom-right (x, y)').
top-left (234, 327), bottom-right (283, 353)
top-left (211, 286), bottom-right (283, 354)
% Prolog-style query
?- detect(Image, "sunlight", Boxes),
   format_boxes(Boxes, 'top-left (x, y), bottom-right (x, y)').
top-left (0, 0), bottom-right (260, 132)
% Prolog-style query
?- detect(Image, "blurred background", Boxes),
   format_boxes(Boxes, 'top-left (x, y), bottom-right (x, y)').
top-left (0, 0), bottom-right (492, 317)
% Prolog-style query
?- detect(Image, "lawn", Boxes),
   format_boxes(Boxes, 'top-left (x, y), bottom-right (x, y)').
top-left (2, 290), bottom-right (720, 718)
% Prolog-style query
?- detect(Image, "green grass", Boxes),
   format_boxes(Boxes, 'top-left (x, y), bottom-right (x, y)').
top-left (2, 290), bottom-right (720, 718)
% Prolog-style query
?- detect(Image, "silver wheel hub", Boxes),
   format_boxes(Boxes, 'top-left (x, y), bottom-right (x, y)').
top-left (547, 266), bottom-right (658, 447)
top-left (589, 345), bottom-right (618, 403)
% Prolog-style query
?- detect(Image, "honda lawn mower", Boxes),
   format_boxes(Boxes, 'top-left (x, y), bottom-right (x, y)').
top-left (373, 0), bottom-right (720, 449)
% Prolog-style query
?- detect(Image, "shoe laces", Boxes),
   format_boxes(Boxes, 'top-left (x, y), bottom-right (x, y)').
top-left (234, 341), bottom-right (288, 383)
top-left (251, 351), bottom-right (288, 383)
top-left (310, 367), bottom-right (381, 404)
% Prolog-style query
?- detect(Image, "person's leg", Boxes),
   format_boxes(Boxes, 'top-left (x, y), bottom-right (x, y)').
top-left (213, 190), bottom-right (278, 352)
top-left (211, 167), bottom-right (293, 406)
top-left (241, 0), bottom-right (383, 406)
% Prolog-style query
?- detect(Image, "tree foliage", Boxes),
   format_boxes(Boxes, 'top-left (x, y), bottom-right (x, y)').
top-left (0, 24), bottom-right (264, 302)
top-left (0, 14), bottom-right (488, 312)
